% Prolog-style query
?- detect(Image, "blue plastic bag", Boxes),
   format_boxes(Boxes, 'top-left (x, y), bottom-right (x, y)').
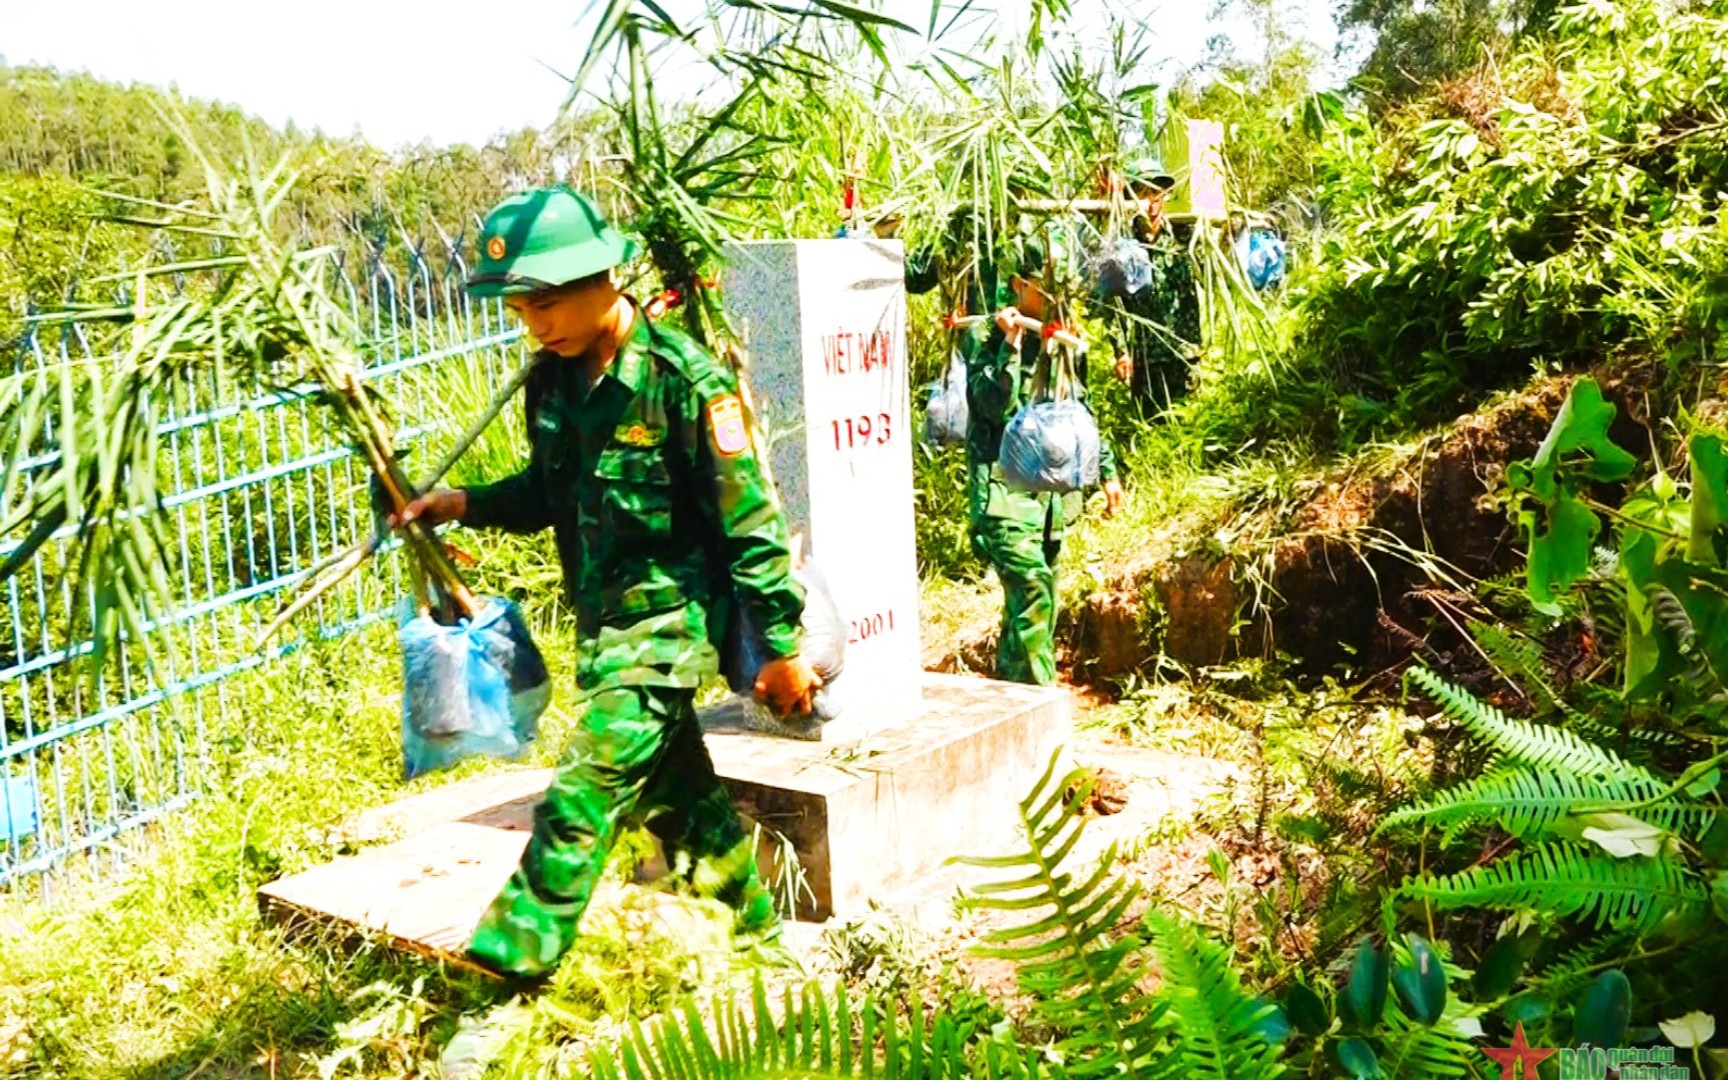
top-left (724, 560), bottom-right (846, 736)
top-left (398, 596), bottom-right (550, 779)
top-left (2, 774), bottom-right (36, 846)
top-left (999, 398), bottom-right (1102, 494)
top-left (1236, 228), bottom-right (1287, 290)
top-left (924, 355), bottom-right (969, 448)
top-left (1091, 237), bottom-right (1153, 300)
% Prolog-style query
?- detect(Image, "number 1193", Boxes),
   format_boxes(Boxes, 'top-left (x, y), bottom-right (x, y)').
top-left (832, 412), bottom-right (892, 450)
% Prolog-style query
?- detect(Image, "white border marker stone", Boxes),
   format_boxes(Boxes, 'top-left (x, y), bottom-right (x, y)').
top-left (722, 239), bottom-right (922, 731)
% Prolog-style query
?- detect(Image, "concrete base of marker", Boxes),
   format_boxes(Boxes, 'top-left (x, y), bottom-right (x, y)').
top-left (257, 670), bottom-right (1071, 953)
top-left (701, 672), bottom-right (1071, 921)
top-left (255, 672), bottom-right (1069, 960)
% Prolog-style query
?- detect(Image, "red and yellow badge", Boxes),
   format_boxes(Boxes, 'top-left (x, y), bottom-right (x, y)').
top-left (613, 422), bottom-right (663, 447)
top-left (486, 235), bottom-right (507, 260)
top-left (707, 395), bottom-right (749, 457)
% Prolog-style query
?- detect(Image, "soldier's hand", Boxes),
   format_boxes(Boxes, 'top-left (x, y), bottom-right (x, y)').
top-left (1103, 479), bottom-right (1125, 518)
top-left (754, 655), bottom-right (823, 718)
top-left (1114, 352), bottom-right (1133, 383)
top-left (995, 306), bottom-right (1022, 335)
top-left (391, 488), bottom-right (467, 529)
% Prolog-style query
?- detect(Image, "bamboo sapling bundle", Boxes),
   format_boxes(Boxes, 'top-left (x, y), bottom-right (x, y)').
top-left (0, 124), bottom-right (546, 775)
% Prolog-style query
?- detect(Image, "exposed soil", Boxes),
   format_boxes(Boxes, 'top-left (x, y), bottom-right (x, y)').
top-left (947, 366), bottom-right (1666, 685)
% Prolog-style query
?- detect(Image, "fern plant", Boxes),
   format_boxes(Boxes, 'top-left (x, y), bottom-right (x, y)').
top-left (950, 753), bottom-right (1169, 1077)
top-left (1391, 668), bottom-right (1720, 934)
top-left (1373, 1005), bottom-right (1482, 1080)
top-left (582, 979), bottom-right (1050, 1080)
top-left (1141, 910), bottom-right (1286, 1080)
top-left (1401, 667), bottom-right (1653, 783)
top-left (952, 752), bottom-right (1291, 1080)
top-left (1377, 767), bottom-right (1709, 842)
top-left (1400, 841), bottom-right (1711, 932)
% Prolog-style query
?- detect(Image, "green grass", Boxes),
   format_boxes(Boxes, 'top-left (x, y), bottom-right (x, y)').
top-left (0, 612), bottom-right (765, 1078)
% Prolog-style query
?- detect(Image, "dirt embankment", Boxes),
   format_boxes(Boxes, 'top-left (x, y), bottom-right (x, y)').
top-left (1032, 367), bottom-right (1663, 682)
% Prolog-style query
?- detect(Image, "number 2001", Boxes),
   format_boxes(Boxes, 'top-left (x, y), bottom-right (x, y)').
top-left (849, 609), bottom-right (895, 643)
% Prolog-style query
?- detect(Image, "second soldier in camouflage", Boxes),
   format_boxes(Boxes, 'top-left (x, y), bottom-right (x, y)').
top-left (968, 230), bottom-right (1124, 685)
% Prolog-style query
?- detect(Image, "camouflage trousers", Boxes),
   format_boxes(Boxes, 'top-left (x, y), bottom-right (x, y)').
top-left (969, 465), bottom-right (1061, 687)
top-left (467, 683), bottom-right (777, 978)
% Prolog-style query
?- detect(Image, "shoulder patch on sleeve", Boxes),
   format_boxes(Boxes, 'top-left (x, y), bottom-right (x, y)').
top-left (707, 395), bottom-right (749, 457)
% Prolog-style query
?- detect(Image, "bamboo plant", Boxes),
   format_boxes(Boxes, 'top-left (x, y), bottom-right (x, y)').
top-left (568, 0), bottom-right (919, 346)
top-left (0, 117), bottom-right (477, 681)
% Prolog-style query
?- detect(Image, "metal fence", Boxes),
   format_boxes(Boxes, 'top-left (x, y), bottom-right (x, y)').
top-left (0, 231), bottom-right (531, 894)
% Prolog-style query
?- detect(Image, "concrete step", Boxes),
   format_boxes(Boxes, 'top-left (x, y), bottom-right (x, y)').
top-left (258, 672), bottom-right (1071, 961)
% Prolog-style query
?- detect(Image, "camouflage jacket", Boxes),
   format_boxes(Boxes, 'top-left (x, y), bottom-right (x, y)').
top-left (461, 307), bottom-right (805, 691)
top-left (905, 222), bottom-right (1018, 364)
top-left (1102, 232), bottom-right (1202, 371)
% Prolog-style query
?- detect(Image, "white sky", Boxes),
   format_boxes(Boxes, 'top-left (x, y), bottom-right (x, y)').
top-left (0, 0), bottom-right (1344, 150)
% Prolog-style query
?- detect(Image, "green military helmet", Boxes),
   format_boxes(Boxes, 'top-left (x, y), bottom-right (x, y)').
top-left (1016, 234), bottom-right (1050, 278)
top-left (1004, 167), bottom-right (1052, 200)
top-left (1125, 153), bottom-right (1176, 193)
top-left (467, 186), bottom-right (639, 297)
top-left (1015, 225), bottom-right (1079, 285)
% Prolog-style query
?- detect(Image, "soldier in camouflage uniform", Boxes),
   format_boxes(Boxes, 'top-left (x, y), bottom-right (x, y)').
top-left (904, 207), bottom-right (1020, 373)
top-left (394, 187), bottom-right (819, 978)
top-left (1101, 158), bottom-right (1203, 412)
top-left (966, 232), bottom-right (1124, 685)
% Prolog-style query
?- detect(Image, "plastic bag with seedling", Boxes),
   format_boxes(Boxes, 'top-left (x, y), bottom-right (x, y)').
top-left (723, 549), bottom-right (847, 740)
top-left (367, 452), bottom-right (552, 778)
top-left (924, 347), bottom-right (970, 448)
top-left (1235, 227), bottom-right (1288, 291)
top-left (998, 233), bottom-right (1103, 495)
top-left (1001, 395), bottom-right (1102, 493)
top-left (398, 596), bottom-right (550, 780)
top-left (1091, 237), bottom-right (1154, 300)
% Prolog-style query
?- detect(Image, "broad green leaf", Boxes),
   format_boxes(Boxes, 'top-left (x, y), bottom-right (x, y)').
top-left (1343, 938), bottom-right (1390, 1031)
top-left (1574, 970), bottom-right (1631, 1050)
top-left (1248, 999), bottom-right (1293, 1045)
top-left (1686, 768), bottom-right (1722, 798)
top-left (1523, 495), bottom-right (1603, 616)
top-left (1285, 981), bottom-right (1330, 1036)
top-left (1391, 934), bottom-right (1448, 1026)
top-left (1522, 378), bottom-right (1636, 492)
top-left (1689, 435), bottom-right (1728, 566)
top-left (1510, 378), bottom-right (1638, 614)
top-left (1701, 821), bottom-right (1728, 866)
top-left (1472, 935), bottom-right (1527, 1002)
top-left (1334, 1037), bottom-right (1384, 1079)
top-left (1621, 530), bottom-right (1680, 695)
top-left (1504, 993), bottom-right (1551, 1027)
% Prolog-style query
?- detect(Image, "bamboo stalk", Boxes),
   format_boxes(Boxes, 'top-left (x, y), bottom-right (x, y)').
top-left (1003, 311), bottom-right (1088, 353)
top-left (946, 310), bottom-right (1087, 352)
top-left (1014, 198), bottom-right (1271, 227)
top-left (253, 353), bottom-right (548, 647)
